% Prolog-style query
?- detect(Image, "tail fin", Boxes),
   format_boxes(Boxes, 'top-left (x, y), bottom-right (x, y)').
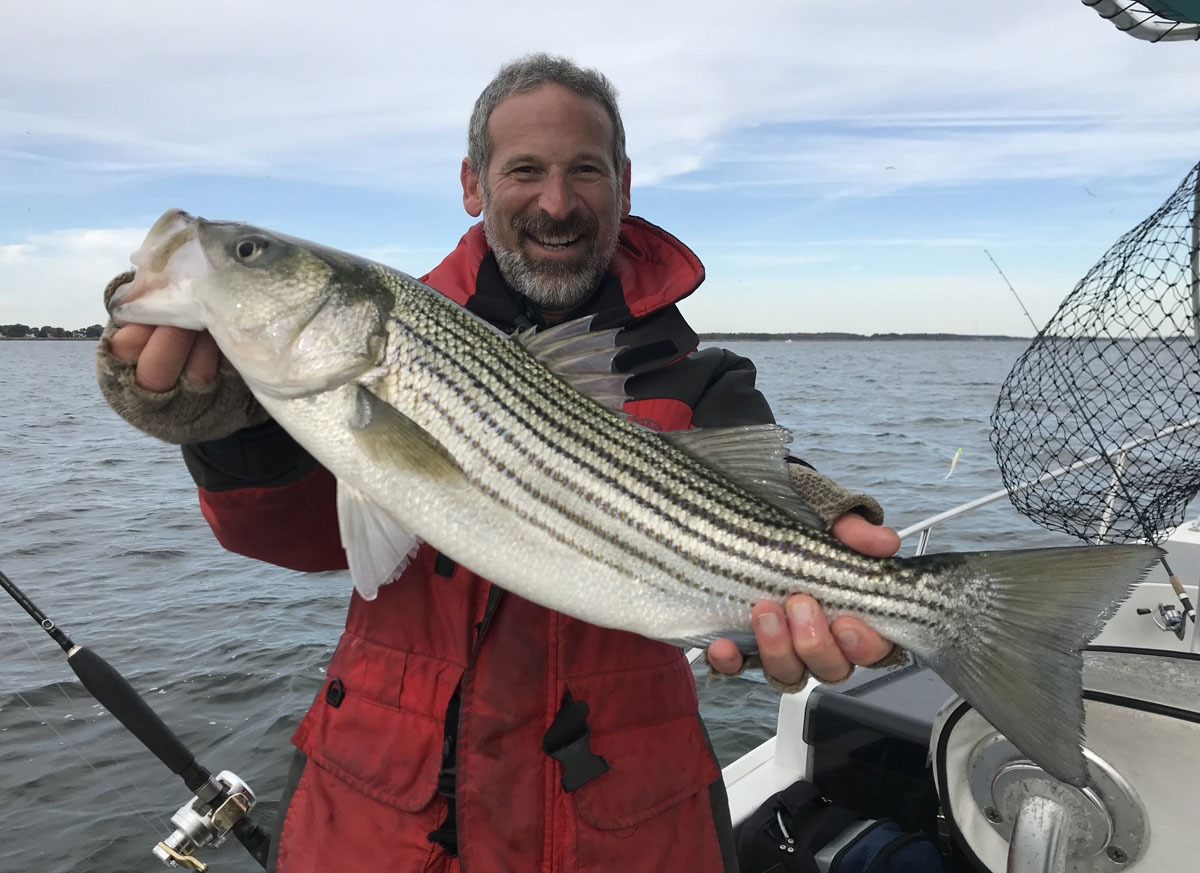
top-left (914, 544), bottom-right (1161, 786)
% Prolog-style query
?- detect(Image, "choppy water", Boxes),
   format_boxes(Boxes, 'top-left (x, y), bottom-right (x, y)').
top-left (0, 338), bottom-right (1076, 873)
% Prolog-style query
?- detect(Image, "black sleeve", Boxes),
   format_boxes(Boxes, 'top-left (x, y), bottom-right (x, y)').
top-left (639, 346), bottom-right (817, 469)
top-left (682, 347), bottom-right (776, 429)
top-left (181, 419), bottom-right (320, 492)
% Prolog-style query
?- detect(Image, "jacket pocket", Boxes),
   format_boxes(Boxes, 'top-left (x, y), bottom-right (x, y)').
top-left (572, 713), bottom-right (719, 830)
top-left (291, 632), bottom-right (463, 812)
top-left (563, 659), bottom-right (721, 830)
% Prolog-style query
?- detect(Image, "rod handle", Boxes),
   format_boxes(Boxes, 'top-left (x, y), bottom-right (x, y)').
top-left (67, 645), bottom-right (211, 791)
top-left (232, 816), bottom-right (272, 869)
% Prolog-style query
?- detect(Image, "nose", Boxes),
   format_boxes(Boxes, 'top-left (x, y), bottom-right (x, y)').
top-left (537, 168), bottom-right (577, 220)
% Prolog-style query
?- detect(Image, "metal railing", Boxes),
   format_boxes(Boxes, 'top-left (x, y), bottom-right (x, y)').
top-left (899, 415), bottom-right (1200, 555)
top-left (687, 417), bottom-right (1200, 666)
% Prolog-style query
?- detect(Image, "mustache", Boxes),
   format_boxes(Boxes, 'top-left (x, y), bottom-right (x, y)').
top-left (511, 209), bottom-right (597, 241)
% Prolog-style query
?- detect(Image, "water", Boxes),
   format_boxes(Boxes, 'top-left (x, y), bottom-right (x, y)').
top-left (0, 338), bottom-right (1077, 873)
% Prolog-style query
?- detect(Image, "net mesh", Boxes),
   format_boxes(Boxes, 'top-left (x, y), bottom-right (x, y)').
top-left (990, 160), bottom-right (1200, 544)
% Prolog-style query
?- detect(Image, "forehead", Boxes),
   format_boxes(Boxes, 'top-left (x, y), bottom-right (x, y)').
top-left (487, 84), bottom-right (614, 166)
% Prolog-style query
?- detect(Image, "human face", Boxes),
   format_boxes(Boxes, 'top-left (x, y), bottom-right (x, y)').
top-left (461, 84), bottom-right (632, 312)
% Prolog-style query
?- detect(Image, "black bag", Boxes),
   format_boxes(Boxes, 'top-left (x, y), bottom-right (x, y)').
top-left (820, 819), bottom-right (943, 873)
top-left (735, 781), bottom-right (855, 873)
top-left (736, 781), bottom-right (943, 873)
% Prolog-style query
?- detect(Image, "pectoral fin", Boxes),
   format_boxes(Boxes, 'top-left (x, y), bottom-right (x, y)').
top-left (336, 480), bottom-right (422, 600)
top-left (349, 384), bottom-right (463, 482)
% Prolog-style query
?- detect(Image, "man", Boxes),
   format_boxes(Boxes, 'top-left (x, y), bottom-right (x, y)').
top-left (99, 54), bottom-right (899, 872)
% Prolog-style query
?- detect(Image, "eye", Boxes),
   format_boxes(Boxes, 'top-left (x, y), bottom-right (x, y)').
top-left (234, 237), bottom-right (268, 261)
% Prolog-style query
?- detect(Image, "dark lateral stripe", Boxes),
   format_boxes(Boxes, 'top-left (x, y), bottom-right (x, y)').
top-left (410, 301), bottom-right (778, 515)
top-left (392, 308), bottom-right (942, 613)
top-left (406, 343), bottom-right (836, 587)
top-left (396, 321), bottom-right (769, 529)
top-left (411, 357), bottom-right (944, 621)
top-left (397, 313), bottom-right (813, 550)
top-left (388, 297), bottom-right (947, 618)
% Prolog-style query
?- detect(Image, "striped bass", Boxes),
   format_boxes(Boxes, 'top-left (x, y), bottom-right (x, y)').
top-left (110, 209), bottom-right (1161, 788)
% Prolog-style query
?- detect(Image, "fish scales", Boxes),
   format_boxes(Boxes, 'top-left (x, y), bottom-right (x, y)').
top-left (110, 209), bottom-right (1164, 787)
top-left (376, 274), bottom-right (952, 637)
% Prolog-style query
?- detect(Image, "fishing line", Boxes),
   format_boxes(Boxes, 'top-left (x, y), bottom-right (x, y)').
top-left (58, 834), bottom-right (127, 873)
top-left (1, 607), bottom-right (167, 835)
top-left (1, 566), bottom-right (272, 869)
top-left (990, 162), bottom-right (1200, 635)
top-left (984, 249), bottom-right (1040, 335)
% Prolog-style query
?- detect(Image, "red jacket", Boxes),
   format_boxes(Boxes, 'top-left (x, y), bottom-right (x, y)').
top-left (190, 218), bottom-right (776, 872)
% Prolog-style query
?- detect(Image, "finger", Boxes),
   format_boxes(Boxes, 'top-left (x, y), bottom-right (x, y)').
top-left (136, 326), bottom-right (198, 393)
top-left (705, 638), bottom-right (744, 675)
top-left (785, 594), bottom-right (852, 682)
top-left (830, 616), bottom-right (895, 666)
top-left (108, 323), bottom-right (155, 362)
top-left (752, 601), bottom-right (807, 687)
top-left (830, 513), bottom-right (901, 558)
top-left (183, 330), bottom-right (220, 386)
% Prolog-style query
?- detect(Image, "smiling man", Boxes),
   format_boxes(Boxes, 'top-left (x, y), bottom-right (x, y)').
top-left (468, 78), bottom-right (629, 313)
top-left (98, 54), bottom-right (899, 873)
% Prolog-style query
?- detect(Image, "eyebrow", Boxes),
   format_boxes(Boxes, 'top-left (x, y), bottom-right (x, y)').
top-left (500, 154), bottom-right (543, 169)
top-left (499, 151), bottom-right (610, 171)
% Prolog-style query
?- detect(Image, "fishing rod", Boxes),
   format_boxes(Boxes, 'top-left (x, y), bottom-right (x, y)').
top-left (0, 567), bottom-right (270, 871)
top-left (984, 246), bottom-right (1197, 641)
top-left (983, 248), bottom-right (1041, 335)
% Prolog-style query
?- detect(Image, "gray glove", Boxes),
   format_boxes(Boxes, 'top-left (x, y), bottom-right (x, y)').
top-left (787, 462), bottom-right (885, 528)
top-left (95, 271), bottom-right (270, 444)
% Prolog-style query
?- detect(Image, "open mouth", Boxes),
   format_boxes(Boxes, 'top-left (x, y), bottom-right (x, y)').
top-left (109, 272), bottom-right (170, 311)
top-left (526, 232), bottom-right (584, 253)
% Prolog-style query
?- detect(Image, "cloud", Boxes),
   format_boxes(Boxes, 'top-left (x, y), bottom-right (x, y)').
top-left (0, 227), bottom-right (145, 328)
top-left (3, 1), bottom-right (1197, 329)
top-left (0, 244), bottom-right (35, 264)
top-left (3, 1), bottom-right (1197, 198)
top-left (682, 269), bottom-right (1077, 338)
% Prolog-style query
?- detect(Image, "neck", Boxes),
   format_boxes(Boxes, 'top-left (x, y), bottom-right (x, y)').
top-left (534, 304), bottom-right (574, 325)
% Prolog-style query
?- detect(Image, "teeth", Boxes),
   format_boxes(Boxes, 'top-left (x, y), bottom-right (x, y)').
top-left (534, 235), bottom-right (579, 247)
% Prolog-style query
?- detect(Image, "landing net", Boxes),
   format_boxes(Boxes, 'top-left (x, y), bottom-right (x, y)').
top-left (1082, 0), bottom-right (1200, 42)
top-left (990, 160), bottom-right (1200, 544)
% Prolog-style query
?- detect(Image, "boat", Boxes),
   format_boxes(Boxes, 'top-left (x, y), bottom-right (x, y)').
top-left (714, 142), bottom-right (1200, 869)
top-left (1081, 0), bottom-right (1200, 42)
top-left (715, 462), bottom-right (1198, 871)
top-left (719, 1), bottom-right (1200, 848)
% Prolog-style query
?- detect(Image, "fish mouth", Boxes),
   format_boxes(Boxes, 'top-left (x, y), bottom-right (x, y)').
top-left (109, 209), bottom-right (209, 329)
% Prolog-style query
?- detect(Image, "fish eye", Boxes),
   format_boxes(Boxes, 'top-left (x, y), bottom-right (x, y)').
top-left (234, 237), bottom-right (268, 261)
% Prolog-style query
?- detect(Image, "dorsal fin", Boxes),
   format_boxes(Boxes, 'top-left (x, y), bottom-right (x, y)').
top-left (515, 315), bottom-right (629, 414)
top-left (662, 425), bottom-right (825, 529)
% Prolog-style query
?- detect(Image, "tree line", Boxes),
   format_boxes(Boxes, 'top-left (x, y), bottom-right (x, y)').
top-left (1, 323), bottom-right (104, 338)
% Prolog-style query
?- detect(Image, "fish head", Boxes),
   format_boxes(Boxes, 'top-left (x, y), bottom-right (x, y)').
top-left (110, 209), bottom-right (391, 398)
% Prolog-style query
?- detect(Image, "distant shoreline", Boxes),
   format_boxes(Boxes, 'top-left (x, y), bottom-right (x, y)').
top-left (0, 334), bottom-right (1031, 343)
top-left (699, 332), bottom-right (1028, 342)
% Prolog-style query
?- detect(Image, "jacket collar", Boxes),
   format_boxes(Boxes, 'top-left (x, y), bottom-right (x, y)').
top-left (420, 216), bottom-right (704, 375)
top-left (421, 215), bottom-right (705, 330)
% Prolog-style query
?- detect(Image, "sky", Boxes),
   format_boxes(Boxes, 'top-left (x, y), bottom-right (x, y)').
top-left (2, 1), bottom-right (1198, 336)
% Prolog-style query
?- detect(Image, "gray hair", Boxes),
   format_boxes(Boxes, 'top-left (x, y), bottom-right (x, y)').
top-left (467, 53), bottom-right (627, 179)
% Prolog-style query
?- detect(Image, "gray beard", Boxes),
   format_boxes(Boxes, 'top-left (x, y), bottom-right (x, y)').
top-left (482, 193), bottom-right (620, 311)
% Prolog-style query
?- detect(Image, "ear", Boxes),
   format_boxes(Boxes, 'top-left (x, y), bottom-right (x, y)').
top-left (619, 160), bottom-right (632, 218)
top-left (461, 158), bottom-right (483, 217)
